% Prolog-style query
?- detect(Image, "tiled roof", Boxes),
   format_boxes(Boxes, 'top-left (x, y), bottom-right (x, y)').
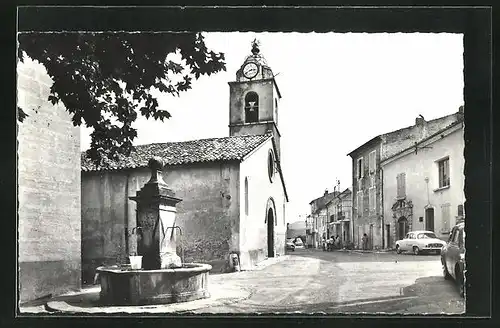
top-left (81, 134), bottom-right (272, 172)
top-left (309, 191), bottom-right (340, 214)
top-left (325, 188), bottom-right (352, 206)
top-left (380, 113), bottom-right (462, 161)
top-left (347, 111), bottom-right (462, 159)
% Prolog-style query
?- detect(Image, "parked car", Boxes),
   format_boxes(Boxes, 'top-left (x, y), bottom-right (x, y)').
top-left (293, 237), bottom-right (305, 249)
top-left (286, 239), bottom-right (296, 251)
top-left (441, 221), bottom-right (465, 298)
top-left (395, 230), bottom-right (446, 255)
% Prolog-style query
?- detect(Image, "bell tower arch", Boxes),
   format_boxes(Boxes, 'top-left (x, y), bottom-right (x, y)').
top-left (228, 39), bottom-right (282, 157)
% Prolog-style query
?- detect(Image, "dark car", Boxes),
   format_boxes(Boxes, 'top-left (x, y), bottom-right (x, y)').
top-left (441, 221), bottom-right (465, 297)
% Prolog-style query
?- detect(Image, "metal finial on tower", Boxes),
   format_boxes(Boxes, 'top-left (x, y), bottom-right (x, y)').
top-left (251, 38), bottom-right (261, 55)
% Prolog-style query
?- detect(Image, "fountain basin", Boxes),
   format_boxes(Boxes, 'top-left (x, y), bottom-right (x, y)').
top-left (96, 263), bottom-right (212, 306)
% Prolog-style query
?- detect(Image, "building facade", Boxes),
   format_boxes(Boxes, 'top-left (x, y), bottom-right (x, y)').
top-left (326, 188), bottom-right (352, 246)
top-left (381, 120), bottom-right (465, 247)
top-left (17, 57), bottom-right (82, 302)
top-left (348, 108), bottom-right (464, 249)
top-left (81, 41), bottom-right (289, 283)
top-left (308, 189), bottom-right (339, 248)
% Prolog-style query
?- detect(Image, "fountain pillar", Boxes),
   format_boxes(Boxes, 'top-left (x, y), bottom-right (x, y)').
top-left (129, 157), bottom-right (183, 270)
top-left (96, 156), bottom-right (212, 305)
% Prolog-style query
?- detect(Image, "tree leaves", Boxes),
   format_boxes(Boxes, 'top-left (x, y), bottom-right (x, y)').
top-left (17, 32), bottom-right (226, 167)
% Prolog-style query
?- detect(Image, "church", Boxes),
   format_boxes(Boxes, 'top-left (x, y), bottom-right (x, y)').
top-left (80, 41), bottom-right (289, 284)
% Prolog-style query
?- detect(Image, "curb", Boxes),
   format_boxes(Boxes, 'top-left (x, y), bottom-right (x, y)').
top-left (44, 285), bottom-right (251, 314)
top-left (249, 255), bottom-right (290, 271)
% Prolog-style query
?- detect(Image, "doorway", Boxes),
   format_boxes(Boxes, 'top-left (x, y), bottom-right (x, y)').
top-left (369, 224), bottom-right (374, 249)
top-left (425, 208), bottom-right (435, 232)
top-left (397, 217), bottom-right (409, 241)
top-left (267, 208), bottom-right (275, 257)
top-left (386, 224), bottom-right (391, 248)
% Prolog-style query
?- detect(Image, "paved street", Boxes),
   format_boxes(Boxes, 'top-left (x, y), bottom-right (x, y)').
top-left (23, 248), bottom-right (465, 315)
top-left (190, 248), bottom-right (465, 314)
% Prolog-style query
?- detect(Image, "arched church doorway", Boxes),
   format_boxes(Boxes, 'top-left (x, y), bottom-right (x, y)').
top-left (267, 208), bottom-right (275, 257)
top-left (397, 217), bottom-right (409, 241)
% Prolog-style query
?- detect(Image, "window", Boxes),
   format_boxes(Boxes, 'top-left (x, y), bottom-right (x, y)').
top-left (425, 207), bottom-right (435, 232)
top-left (244, 177), bottom-right (249, 216)
top-left (244, 92), bottom-right (259, 123)
top-left (268, 150), bottom-right (275, 182)
top-left (417, 232), bottom-right (437, 239)
top-left (357, 157), bottom-right (364, 180)
top-left (369, 187), bottom-right (376, 212)
top-left (357, 191), bottom-right (363, 217)
top-left (396, 173), bottom-right (406, 199)
top-left (369, 150), bottom-right (376, 174)
top-left (441, 203), bottom-right (451, 233)
top-left (409, 233), bottom-right (415, 239)
top-left (438, 157), bottom-right (450, 188)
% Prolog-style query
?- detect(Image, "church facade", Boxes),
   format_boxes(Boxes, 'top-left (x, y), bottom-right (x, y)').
top-left (80, 41), bottom-right (289, 283)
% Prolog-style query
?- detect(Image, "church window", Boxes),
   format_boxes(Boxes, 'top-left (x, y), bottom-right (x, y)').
top-left (245, 92), bottom-right (259, 123)
top-left (268, 150), bottom-right (275, 182)
top-left (245, 177), bottom-right (249, 216)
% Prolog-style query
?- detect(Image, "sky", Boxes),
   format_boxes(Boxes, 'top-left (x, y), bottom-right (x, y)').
top-left (80, 32), bottom-right (464, 224)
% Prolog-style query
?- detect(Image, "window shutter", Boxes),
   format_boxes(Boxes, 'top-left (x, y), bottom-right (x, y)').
top-left (357, 192), bottom-right (363, 217)
top-left (396, 173), bottom-right (406, 199)
top-left (396, 174), bottom-right (401, 198)
top-left (369, 151), bottom-right (376, 172)
top-left (401, 173), bottom-right (406, 197)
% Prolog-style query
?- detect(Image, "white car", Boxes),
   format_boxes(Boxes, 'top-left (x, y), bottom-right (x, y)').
top-left (395, 231), bottom-right (446, 255)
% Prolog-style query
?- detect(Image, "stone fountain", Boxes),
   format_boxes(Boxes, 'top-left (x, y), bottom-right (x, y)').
top-left (96, 157), bottom-right (212, 306)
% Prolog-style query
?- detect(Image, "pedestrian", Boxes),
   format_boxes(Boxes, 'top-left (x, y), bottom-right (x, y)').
top-left (362, 233), bottom-right (368, 250)
top-left (328, 236), bottom-right (334, 251)
top-left (335, 235), bottom-right (341, 249)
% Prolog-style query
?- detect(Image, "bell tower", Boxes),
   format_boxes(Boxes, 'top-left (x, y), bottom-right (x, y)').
top-left (228, 39), bottom-right (282, 158)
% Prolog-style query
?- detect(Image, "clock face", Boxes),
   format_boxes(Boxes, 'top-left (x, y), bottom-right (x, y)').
top-left (243, 62), bottom-right (259, 79)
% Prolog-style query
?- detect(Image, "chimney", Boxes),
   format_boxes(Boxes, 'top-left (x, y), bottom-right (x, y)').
top-left (458, 105), bottom-right (464, 121)
top-left (415, 115), bottom-right (425, 127)
top-left (324, 189), bottom-right (328, 196)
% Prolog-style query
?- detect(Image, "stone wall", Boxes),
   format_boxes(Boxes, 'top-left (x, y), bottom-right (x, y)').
top-left (351, 143), bottom-right (383, 249)
top-left (17, 57), bottom-right (81, 302)
top-left (350, 111), bottom-right (463, 249)
top-left (81, 162), bottom-right (240, 281)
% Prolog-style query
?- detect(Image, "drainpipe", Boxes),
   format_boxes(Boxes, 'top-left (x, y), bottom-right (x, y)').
top-left (381, 167), bottom-right (385, 249)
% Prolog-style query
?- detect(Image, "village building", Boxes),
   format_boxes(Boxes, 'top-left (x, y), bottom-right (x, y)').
top-left (347, 107), bottom-right (464, 250)
top-left (325, 188), bottom-right (352, 246)
top-left (307, 189), bottom-right (340, 248)
top-left (381, 116), bottom-right (465, 247)
top-left (17, 58), bottom-right (82, 302)
top-left (80, 41), bottom-right (289, 284)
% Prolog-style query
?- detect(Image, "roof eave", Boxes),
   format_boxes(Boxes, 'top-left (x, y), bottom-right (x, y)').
top-left (380, 121), bottom-right (464, 166)
top-left (347, 136), bottom-right (382, 157)
top-left (270, 137), bottom-right (289, 202)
